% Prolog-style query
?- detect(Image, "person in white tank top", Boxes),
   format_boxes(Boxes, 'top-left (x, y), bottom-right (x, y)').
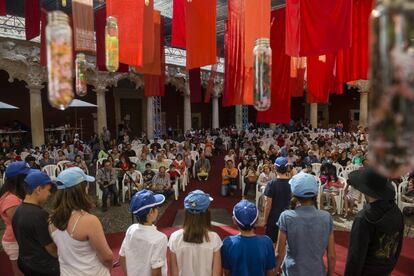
top-left (49, 167), bottom-right (113, 276)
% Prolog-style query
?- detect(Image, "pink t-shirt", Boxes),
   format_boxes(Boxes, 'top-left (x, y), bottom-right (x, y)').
top-left (0, 192), bottom-right (22, 242)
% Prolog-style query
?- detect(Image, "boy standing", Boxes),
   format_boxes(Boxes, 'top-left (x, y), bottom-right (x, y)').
top-left (221, 200), bottom-right (275, 276)
top-left (119, 189), bottom-right (167, 276)
top-left (12, 171), bottom-right (60, 276)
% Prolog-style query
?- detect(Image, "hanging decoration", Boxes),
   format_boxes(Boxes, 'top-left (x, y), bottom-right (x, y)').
top-left (25, 0), bottom-right (40, 40)
top-left (368, 1), bottom-right (414, 178)
top-left (46, 11), bottom-right (74, 110)
top-left (289, 56), bottom-right (306, 97)
top-left (105, 16), bottom-right (119, 72)
top-left (253, 38), bottom-right (272, 111)
top-left (62, 0), bottom-right (67, 7)
top-left (72, 0), bottom-right (95, 53)
top-left (75, 53), bottom-right (87, 97)
top-left (171, 0), bottom-right (186, 48)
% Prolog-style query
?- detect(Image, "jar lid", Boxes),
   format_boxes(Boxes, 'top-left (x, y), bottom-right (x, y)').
top-left (255, 38), bottom-right (270, 45)
top-left (76, 53), bottom-right (86, 60)
top-left (107, 16), bottom-right (118, 23)
top-left (48, 11), bottom-right (69, 24)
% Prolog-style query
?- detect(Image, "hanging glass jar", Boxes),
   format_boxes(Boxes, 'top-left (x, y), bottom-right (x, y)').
top-left (75, 53), bottom-right (87, 97)
top-left (369, 0), bottom-right (414, 178)
top-left (46, 11), bottom-right (74, 110)
top-left (105, 16), bottom-right (119, 72)
top-left (253, 38), bottom-right (272, 111)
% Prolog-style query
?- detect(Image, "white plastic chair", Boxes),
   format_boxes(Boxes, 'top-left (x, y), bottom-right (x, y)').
top-left (398, 181), bottom-right (414, 212)
top-left (344, 164), bottom-right (361, 179)
top-left (129, 156), bottom-right (139, 164)
top-left (42, 164), bottom-right (59, 180)
top-left (190, 151), bottom-right (199, 178)
top-left (166, 169), bottom-right (179, 201)
top-left (57, 160), bottom-right (71, 172)
top-left (312, 163), bottom-right (322, 177)
top-left (122, 170), bottom-right (143, 202)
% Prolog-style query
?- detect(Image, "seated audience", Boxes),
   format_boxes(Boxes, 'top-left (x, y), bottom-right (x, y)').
top-left (243, 164), bottom-right (258, 198)
top-left (221, 160), bottom-right (238, 197)
top-left (142, 163), bottom-right (156, 189)
top-left (402, 173), bottom-right (414, 216)
top-left (195, 153), bottom-right (211, 181)
top-left (73, 154), bottom-right (88, 173)
top-left (153, 154), bottom-right (169, 170)
top-left (123, 164), bottom-right (143, 199)
top-left (96, 159), bottom-right (120, 212)
top-left (151, 166), bottom-right (173, 197)
top-left (343, 183), bottom-right (362, 218)
top-left (321, 172), bottom-right (345, 215)
top-left (123, 143), bottom-right (136, 158)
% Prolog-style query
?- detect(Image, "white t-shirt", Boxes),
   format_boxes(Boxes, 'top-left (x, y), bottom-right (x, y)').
top-left (119, 224), bottom-right (168, 276)
top-left (168, 229), bottom-right (222, 276)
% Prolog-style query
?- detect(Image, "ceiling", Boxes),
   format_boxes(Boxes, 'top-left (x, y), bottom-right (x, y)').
top-left (5, 0), bottom-right (286, 49)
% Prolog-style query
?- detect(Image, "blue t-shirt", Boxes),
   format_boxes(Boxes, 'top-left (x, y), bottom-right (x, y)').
top-left (277, 206), bottom-right (333, 276)
top-left (221, 235), bottom-right (276, 276)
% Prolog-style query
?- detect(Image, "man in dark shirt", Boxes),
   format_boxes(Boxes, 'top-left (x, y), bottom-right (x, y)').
top-left (12, 171), bottom-right (60, 276)
top-left (345, 168), bottom-right (404, 276)
top-left (123, 143), bottom-right (136, 157)
top-left (142, 163), bottom-right (156, 189)
top-left (264, 157), bottom-right (292, 245)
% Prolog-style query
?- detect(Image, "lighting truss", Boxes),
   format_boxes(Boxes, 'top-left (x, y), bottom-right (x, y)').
top-left (153, 96), bottom-right (162, 138)
top-left (242, 105), bottom-right (249, 129)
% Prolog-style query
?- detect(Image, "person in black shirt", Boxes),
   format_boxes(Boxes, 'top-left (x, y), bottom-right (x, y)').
top-left (345, 168), bottom-right (404, 276)
top-left (123, 143), bottom-right (136, 157)
top-left (12, 171), bottom-right (60, 276)
top-left (263, 157), bottom-right (292, 245)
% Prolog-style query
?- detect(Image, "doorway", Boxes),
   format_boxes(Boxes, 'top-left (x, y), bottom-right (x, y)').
top-left (120, 99), bottom-right (142, 137)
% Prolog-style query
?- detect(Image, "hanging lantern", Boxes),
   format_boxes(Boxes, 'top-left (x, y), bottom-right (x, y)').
top-left (105, 16), bottom-right (119, 72)
top-left (368, 0), bottom-right (414, 178)
top-left (75, 53), bottom-right (87, 97)
top-left (253, 38), bottom-right (272, 111)
top-left (46, 11), bottom-right (74, 110)
top-left (62, 0), bottom-right (67, 7)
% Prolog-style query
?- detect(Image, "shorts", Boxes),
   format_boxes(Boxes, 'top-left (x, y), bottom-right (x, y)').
top-left (1, 240), bottom-right (19, 260)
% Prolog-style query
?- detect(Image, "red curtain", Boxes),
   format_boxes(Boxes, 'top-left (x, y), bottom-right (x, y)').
top-left (286, 0), bottom-right (352, 56)
top-left (144, 17), bottom-right (165, 97)
top-left (25, 0), bottom-right (40, 40)
top-left (307, 54), bottom-right (336, 103)
top-left (107, 0), bottom-right (154, 67)
top-left (185, 0), bottom-right (216, 69)
top-left (171, 0), bottom-right (186, 48)
top-left (0, 0), bottom-right (5, 16)
top-left (340, 0), bottom-right (373, 82)
top-left (289, 57), bottom-right (305, 97)
top-left (189, 68), bottom-right (202, 103)
top-left (256, 9), bottom-right (291, 124)
top-left (40, 9), bottom-right (47, 66)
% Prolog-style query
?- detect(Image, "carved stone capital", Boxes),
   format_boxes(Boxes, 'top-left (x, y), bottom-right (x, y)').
top-left (87, 70), bottom-right (113, 93)
top-left (350, 80), bottom-right (370, 93)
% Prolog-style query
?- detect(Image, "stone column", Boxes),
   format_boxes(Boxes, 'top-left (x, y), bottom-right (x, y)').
top-left (235, 105), bottom-right (243, 130)
top-left (355, 80), bottom-right (370, 128)
top-left (146, 97), bottom-right (154, 139)
top-left (94, 87), bottom-right (108, 135)
top-left (27, 84), bottom-right (45, 146)
top-left (212, 94), bottom-right (219, 129)
top-left (183, 81), bottom-right (192, 133)
top-left (310, 103), bottom-right (318, 130)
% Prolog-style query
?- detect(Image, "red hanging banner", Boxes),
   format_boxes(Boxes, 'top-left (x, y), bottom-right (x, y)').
top-left (189, 68), bottom-right (202, 103)
top-left (25, 0), bottom-right (40, 40)
top-left (185, 0), bottom-right (216, 69)
top-left (171, 0), bottom-right (186, 48)
top-left (286, 0), bottom-right (352, 56)
top-left (0, 0), bottom-right (6, 16)
top-left (289, 57), bottom-right (305, 97)
top-left (94, 7), bottom-right (106, 70)
top-left (107, 0), bottom-right (154, 67)
top-left (40, 8), bottom-right (47, 66)
top-left (307, 54), bottom-right (336, 103)
top-left (72, 0), bottom-right (95, 53)
top-left (256, 8), bottom-right (291, 124)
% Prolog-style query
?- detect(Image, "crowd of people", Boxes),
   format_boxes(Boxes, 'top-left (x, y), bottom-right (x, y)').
top-left (0, 123), bottom-right (412, 276)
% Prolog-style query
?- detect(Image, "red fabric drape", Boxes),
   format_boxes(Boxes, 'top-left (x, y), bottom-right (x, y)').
top-left (107, 0), bottom-right (154, 67)
top-left (256, 9), bottom-right (291, 124)
top-left (40, 8), bottom-right (47, 66)
top-left (72, 0), bottom-right (95, 53)
top-left (307, 54), bottom-right (336, 103)
top-left (189, 68), bottom-right (202, 103)
top-left (286, 0), bottom-right (352, 56)
top-left (205, 62), bottom-right (218, 103)
top-left (144, 17), bottom-right (165, 97)
top-left (0, 0), bottom-right (5, 16)
top-left (171, 0), bottom-right (186, 48)
top-left (289, 57), bottom-right (305, 97)
top-left (25, 0), bottom-right (40, 40)
top-left (185, 0), bottom-right (216, 69)
top-left (340, 0), bottom-right (373, 82)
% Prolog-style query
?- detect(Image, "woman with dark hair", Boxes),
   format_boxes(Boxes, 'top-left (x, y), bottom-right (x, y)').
top-left (0, 162), bottom-right (31, 276)
top-left (276, 172), bottom-right (336, 276)
top-left (73, 155), bottom-right (88, 173)
top-left (168, 190), bottom-right (222, 276)
top-left (39, 151), bottom-right (55, 168)
top-left (49, 167), bottom-right (113, 276)
top-left (321, 170), bottom-right (345, 215)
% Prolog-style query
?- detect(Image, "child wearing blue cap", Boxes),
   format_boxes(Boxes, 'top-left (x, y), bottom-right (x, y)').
top-left (12, 170), bottom-right (60, 276)
top-left (119, 189), bottom-right (167, 276)
top-left (49, 167), bottom-right (112, 276)
top-left (275, 172), bottom-right (336, 276)
top-left (168, 190), bottom-right (222, 276)
top-left (221, 200), bottom-right (276, 276)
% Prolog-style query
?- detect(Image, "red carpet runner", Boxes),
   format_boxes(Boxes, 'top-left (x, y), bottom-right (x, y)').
top-left (1, 155), bottom-right (413, 275)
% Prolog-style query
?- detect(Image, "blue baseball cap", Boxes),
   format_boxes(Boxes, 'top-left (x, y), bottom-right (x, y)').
top-left (184, 190), bottom-right (213, 214)
top-left (56, 167), bottom-right (95, 190)
top-left (129, 189), bottom-right (165, 216)
top-left (24, 171), bottom-right (55, 190)
top-left (233, 200), bottom-right (258, 228)
top-left (5, 161), bottom-right (32, 178)
top-left (289, 172), bottom-right (319, 197)
top-left (275, 157), bottom-right (288, 168)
